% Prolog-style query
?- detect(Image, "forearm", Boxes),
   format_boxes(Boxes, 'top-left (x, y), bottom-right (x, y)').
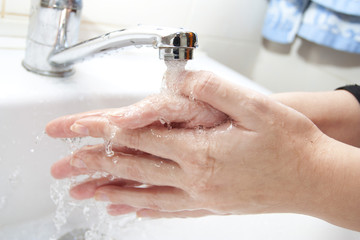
top-left (271, 91), bottom-right (360, 147)
top-left (301, 135), bottom-right (360, 231)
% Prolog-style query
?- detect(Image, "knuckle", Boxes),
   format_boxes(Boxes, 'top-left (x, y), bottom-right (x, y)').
top-left (182, 141), bottom-right (217, 195)
top-left (183, 142), bottom-right (210, 169)
top-left (193, 71), bottom-right (220, 98)
top-left (124, 162), bottom-right (142, 180)
top-left (241, 92), bottom-right (271, 115)
top-left (146, 191), bottom-right (161, 210)
top-left (121, 129), bottom-right (141, 148)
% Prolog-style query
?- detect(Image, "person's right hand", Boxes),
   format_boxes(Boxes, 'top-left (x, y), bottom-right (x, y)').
top-left (47, 71), bottom-right (328, 220)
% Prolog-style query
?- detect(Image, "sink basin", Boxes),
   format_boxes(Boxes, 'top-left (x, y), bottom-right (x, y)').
top-left (0, 38), bottom-right (359, 240)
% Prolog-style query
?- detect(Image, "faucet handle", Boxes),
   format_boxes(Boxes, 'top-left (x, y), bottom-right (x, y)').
top-left (23, 0), bottom-right (83, 77)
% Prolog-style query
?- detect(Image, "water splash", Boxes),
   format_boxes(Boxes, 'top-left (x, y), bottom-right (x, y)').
top-left (50, 178), bottom-right (78, 235)
top-left (104, 139), bottom-right (114, 158)
top-left (104, 124), bottom-right (117, 159)
top-left (83, 202), bottom-right (113, 240)
top-left (62, 137), bottom-right (83, 155)
top-left (50, 177), bottom-right (139, 240)
top-left (49, 131), bottom-right (144, 240)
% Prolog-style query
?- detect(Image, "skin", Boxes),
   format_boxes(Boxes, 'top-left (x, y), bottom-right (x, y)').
top-left (46, 71), bottom-right (360, 231)
top-left (271, 91), bottom-right (360, 148)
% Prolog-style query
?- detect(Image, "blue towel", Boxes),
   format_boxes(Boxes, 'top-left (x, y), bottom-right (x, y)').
top-left (262, 0), bottom-right (360, 54)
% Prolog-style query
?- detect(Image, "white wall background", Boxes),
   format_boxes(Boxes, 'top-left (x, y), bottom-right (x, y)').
top-left (0, 0), bottom-right (359, 92)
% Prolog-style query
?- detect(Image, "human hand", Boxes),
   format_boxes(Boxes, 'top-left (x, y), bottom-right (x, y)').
top-left (47, 71), bottom-right (328, 218)
top-left (46, 92), bottom-right (227, 139)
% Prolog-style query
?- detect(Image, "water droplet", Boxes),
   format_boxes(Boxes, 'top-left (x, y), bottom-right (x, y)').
top-left (108, 175), bottom-right (117, 181)
top-left (227, 121), bottom-right (234, 131)
top-left (189, 91), bottom-right (195, 101)
top-left (104, 139), bottom-right (114, 158)
top-left (154, 160), bottom-right (164, 168)
top-left (35, 131), bottom-right (46, 145)
top-left (194, 125), bottom-right (206, 136)
top-left (150, 129), bottom-right (162, 138)
top-left (104, 125), bottom-right (117, 159)
top-left (30, 148), bottom-right (35, 153)
top-left (91, 171), bottom-right (109, 179)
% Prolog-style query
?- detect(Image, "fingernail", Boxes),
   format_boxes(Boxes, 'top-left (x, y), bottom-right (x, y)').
top-left (70, 156), bottom-right (87, 169)
top-left (108, 111), bottom-right (125, 118)
top-left (70, 123), bottom-right (89, 136)
top-left (95, 192), bottom-right (110, 202)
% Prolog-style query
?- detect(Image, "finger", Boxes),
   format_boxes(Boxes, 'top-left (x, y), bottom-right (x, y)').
top-left (108, 94), bottom-right (228, 129)
top-left (107, 204), bottom-right (138, 216)
top-left (70, 178), bottom-right (141, 200)
top-left (179, 71), bottom-right (275, 129)
top-left (51, 155), bottom-right (89, 179)
top-left (46, 108), bottom-right (115, 138)
top-left (70, 145), bottom-right (182, 187)
top-left (70, 116), bottom-right (113, 139)
top-left (71, 117), bottom-right (205, 164)
top-left (95, 185), bottom-right (192, 212)
top-left (136, 209), bottom-right (214, 218)
top-left (51, 145), bottom-right (142, 179)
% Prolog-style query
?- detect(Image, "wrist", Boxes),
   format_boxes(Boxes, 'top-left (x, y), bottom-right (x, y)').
top-left (295, 133), bottom-right (360, 230)
top-left (271, 91), bottom-right (360, 147)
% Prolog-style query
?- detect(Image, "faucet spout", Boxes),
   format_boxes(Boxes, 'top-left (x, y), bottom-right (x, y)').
top-left (22, 0), bottom-right (198, 78)
top-left (49, 26), bottom-right (198, 67)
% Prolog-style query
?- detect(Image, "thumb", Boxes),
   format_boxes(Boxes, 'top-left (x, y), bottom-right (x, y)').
top-left (179, 71), bottom-right (274, 130)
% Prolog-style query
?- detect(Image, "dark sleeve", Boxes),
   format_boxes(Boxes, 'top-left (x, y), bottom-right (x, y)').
top-left (336, 85), bottom-right (360, 105)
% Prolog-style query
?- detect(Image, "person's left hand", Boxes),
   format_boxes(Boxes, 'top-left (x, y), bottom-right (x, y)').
top-left (47, 71), bottom-right (327, 219)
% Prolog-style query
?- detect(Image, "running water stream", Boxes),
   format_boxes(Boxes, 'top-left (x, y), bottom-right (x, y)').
top-left (50, 137), bottom-right (140, 240)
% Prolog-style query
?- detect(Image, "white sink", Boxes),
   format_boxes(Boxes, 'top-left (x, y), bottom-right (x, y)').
top-left (0, 38), bottom-right (359, 240)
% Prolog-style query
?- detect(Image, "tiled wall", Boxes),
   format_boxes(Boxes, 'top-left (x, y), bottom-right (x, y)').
top-left (0, 0), bottom-right (359, 92)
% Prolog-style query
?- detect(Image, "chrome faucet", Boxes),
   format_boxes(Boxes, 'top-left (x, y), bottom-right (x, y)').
top-left (23, 0), bottom-right (198, 77)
